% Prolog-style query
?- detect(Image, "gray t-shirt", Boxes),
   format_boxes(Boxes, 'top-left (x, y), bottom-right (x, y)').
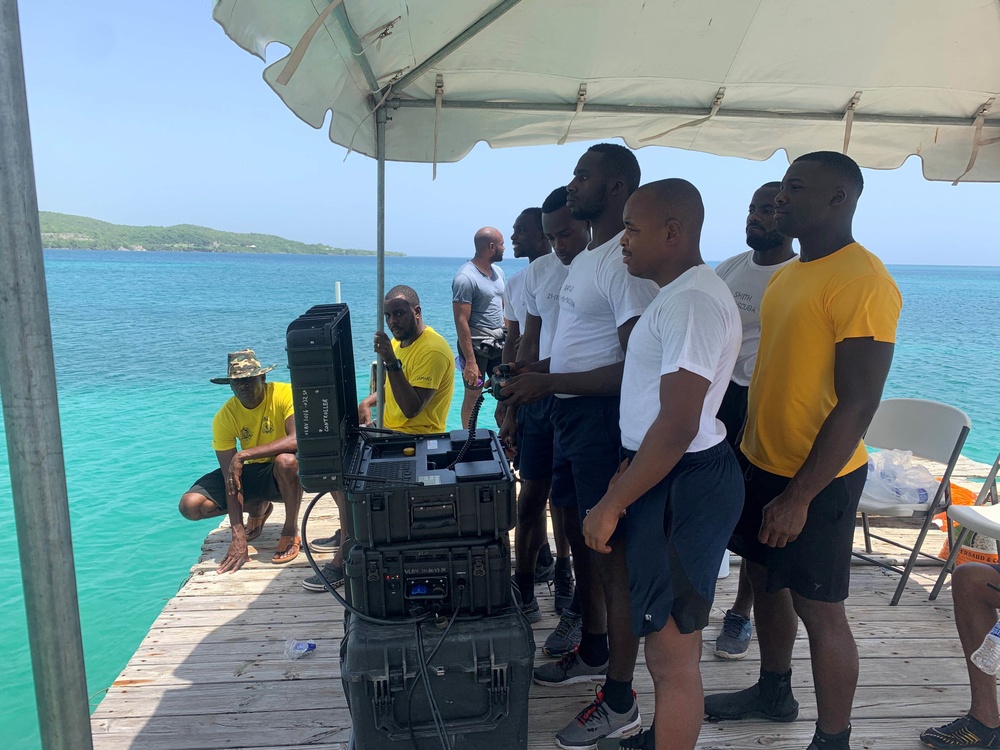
top-left (452, 261), bottom-right (506, 330)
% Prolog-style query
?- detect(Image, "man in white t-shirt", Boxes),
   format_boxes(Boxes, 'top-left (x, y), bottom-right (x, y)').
top-left (496, 204), bottom-right (560, 618)
top-left (711, 181), bottom-right (797, 661)
top-left (582, 179), bottom-right (743, 750)
top-left (500, 186), bottom-right (591, 655)
top-left (501, 144), bottom-right (658, 749)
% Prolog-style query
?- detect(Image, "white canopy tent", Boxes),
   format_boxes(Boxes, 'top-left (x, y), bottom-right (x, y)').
top-left (213, 0), bottom-right (1000, 182)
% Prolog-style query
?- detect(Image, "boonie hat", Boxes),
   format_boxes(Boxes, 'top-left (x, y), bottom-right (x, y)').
top-left (210, 349), bottom-right (276, 384)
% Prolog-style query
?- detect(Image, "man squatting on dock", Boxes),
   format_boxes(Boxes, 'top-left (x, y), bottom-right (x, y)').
top-left (178, 349), bottom-right (303, 572)
top-left (502, 147), bottom-right (900, 750)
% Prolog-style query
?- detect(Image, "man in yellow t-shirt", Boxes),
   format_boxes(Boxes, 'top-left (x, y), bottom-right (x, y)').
top-left (179, 349), bottom-right (302, 574)
top-left (358, 285), bottom-right (455, 433)
top-left (302, 285), bottom-right (455, 593)
top-left (705, 152), bottom-right (901, 750)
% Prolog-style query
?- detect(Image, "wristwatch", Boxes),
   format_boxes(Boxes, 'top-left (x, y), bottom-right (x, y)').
top-left (384, 359), bottom-right (403, 372)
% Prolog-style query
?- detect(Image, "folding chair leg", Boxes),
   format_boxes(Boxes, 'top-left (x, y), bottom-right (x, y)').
top-left (929, 525), bottom-right (971, 601)
top-left (889, 505), bottom-right (943, 606)
top-left (862, 512), bottom-right (873, 554)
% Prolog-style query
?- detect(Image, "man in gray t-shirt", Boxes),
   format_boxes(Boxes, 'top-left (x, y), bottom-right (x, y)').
top-left (452, 226), bottom-right (506, 425)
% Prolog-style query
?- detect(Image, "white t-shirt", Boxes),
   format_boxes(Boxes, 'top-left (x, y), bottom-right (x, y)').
top-left (714, 251), bottom-right (797, 386)
top-left (549, 231), bottom-right (659, 398)
top-left (502, 267), bottom-right (528, 329)
top-left (523, 252), bottom-right (568, 361)
top-left (620, 265), bottom-right (742, 452)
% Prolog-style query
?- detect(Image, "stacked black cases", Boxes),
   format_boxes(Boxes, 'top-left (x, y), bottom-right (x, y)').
top-left (342, 609), bottom-right (533, 750)
top-left (285, 303), bottom-right (530, 750)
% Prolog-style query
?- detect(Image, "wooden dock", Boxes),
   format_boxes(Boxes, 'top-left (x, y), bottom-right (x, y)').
top-left (91, 468), bottom-right (995, 750)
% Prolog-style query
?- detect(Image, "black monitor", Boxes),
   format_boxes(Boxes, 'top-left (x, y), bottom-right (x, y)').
top-left (286, 304), bottom-right (359, 490)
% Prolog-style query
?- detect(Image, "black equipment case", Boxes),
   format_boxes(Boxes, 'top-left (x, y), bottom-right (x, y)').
top-left (344, 536), bottom-right (512, 618)
top-left (286, 305), bottom-right (515, 543)
top-left (344, 428), bottom-right (516, 547)
top-left (341, 608), bottom-right (533, 750)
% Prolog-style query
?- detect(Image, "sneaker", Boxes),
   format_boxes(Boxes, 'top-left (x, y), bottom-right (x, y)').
top-left (308, 530), bottom-right (341, 554)
top-left (534, 647), bottom-right (607, 686)
top-left (535, 543), bottom-right (556, 584)
top-left (704, 672), bottom-right (799, 722)
top-left (520, 595), bottom-right (542, 623)
top-left (714, 609), bottom-right (752, 660)
top-left (555, 687), bottom-right (641, 750)
top-left (544, 609), bottom-right (583, 657)
top-left (921, 715), bottom-right (1000, 749)
top-left (301, 561), bottom-right (344, 592)
top-left (597, 724), bottom-right (654, 750)
top-left (554, 563), bottom-right (575, 614)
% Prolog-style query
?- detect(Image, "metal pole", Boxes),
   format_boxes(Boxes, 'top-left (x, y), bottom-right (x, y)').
top-left (334, 280), bottom-right (341, 304)
top-left (374, 106), bottom-right (387, 428)
top-left (0, 2), bottom-right (94, 748)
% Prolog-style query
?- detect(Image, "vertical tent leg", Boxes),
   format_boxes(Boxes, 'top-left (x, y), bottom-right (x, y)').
top-left (0, 1), bottom-right (94, 748)
top-left (374, 106), bottom-right (387, 428)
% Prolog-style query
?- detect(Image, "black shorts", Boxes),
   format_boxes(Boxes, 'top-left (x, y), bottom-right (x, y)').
top-left (728, 452), bottom-right (867, 602)
top-left (623, 441), bottom-right (744, 637)
top-left (518, 396), bottom-right (555, 482)
top-left (550, 396), bottom-right (622, 523)
top-left (188, 462), bottom-right (282, 511)
top-left (716, 381), bottom-right (749, 450)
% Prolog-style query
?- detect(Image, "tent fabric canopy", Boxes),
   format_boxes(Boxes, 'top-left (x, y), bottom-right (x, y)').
top-left (212, 0), bottom-right (1000, 181)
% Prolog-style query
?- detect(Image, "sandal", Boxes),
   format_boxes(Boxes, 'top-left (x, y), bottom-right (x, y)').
top-left (272, 535), bottom-right (301, 564)
top-left (245, 502), bottom-right (273, 542)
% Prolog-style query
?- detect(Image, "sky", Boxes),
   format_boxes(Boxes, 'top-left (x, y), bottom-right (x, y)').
top-left (14, 0), bottom-right (1000, 265)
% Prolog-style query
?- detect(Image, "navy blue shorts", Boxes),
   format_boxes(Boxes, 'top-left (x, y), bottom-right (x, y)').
top-left (716, 380), bottom-right (749, 450)
top-left (550, 396), bottom-right (622, 521)
top-left (518, 396), bottom-right (555, 482)
top-left (624, 441), bottom-right (744, 637)
top-left (189, 462), bottom-right (281, 511)
top-left (728, 452), bottom-right (867, 603)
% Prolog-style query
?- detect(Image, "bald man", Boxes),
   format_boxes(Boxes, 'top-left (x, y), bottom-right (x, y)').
top-left (452, 226), bottom-right (507, 425)
top-left (584, 179), bottom-right (743, 750)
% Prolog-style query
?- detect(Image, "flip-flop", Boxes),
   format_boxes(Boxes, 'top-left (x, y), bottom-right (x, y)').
top-left (245, 502), bottom-right (273, 542)
top-left (272, 535), bottom-right (301, 564)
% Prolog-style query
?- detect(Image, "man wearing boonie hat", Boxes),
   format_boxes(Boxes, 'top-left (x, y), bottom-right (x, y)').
top-left (178, 349), bottom-right (302, 573)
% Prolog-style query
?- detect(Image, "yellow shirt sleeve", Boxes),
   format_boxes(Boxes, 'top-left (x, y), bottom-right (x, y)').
top-left (829, 275), bottom-right (902, 344)
top-left (211, 405), bottom-right (237, 452)
top-left (272, 382), bottom-right (295, 424)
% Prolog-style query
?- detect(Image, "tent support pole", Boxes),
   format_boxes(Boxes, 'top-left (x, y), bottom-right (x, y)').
top-left (0, 1), bottom-right (93, 748)
top-left (375, 106), bottom-right (387, 428)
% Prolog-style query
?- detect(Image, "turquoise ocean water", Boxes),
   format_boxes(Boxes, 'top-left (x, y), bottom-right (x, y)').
top-left (2, 251), bottom-right (999, 746)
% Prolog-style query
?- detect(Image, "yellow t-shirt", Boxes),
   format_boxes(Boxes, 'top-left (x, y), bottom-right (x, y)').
top-left (384, 326), bottom-right (455, 434)
top-left (212, 381), bottom-right (295, 463)
top-left (741, 243), bottom-right (902, 478)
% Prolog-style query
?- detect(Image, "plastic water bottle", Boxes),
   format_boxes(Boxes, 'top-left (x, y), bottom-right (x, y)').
top-left (284, 638), bottom-right (317, 660)
top-left (971, 620), bottom-right (1000, 674)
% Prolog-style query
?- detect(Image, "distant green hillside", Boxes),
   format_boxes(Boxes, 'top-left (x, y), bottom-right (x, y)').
top-left (38, 212), bottom-right (403, 256)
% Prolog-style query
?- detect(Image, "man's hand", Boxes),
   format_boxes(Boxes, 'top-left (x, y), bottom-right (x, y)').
top-left (374, 331), bottom-right (397, 366)
top-left (758, 487), bottom-right (811, 548)
top-left (500, 373), bottom-right (552, 407)
top-left (494, 400), bottom-right (508, 428)
top-left (358, 401), bottom-right (373, 425)
top-left (499, 410), bottom-right (518, 459)
top-left (217, 531), bottom-right (250, 574)
top-left (583, 459), bottom-right (629, 554)
top-left (463, 360), bottom-right (481, 389)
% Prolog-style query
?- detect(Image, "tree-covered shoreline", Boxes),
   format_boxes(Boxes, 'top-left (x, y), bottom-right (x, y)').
top-left (39, 212), bottom-right (403, 256)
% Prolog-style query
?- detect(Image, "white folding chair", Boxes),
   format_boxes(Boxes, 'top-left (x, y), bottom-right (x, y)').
top-left (929, 452), bottom-right (1000, 600)
top-left (852, 398), bottom-right (971, 605)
